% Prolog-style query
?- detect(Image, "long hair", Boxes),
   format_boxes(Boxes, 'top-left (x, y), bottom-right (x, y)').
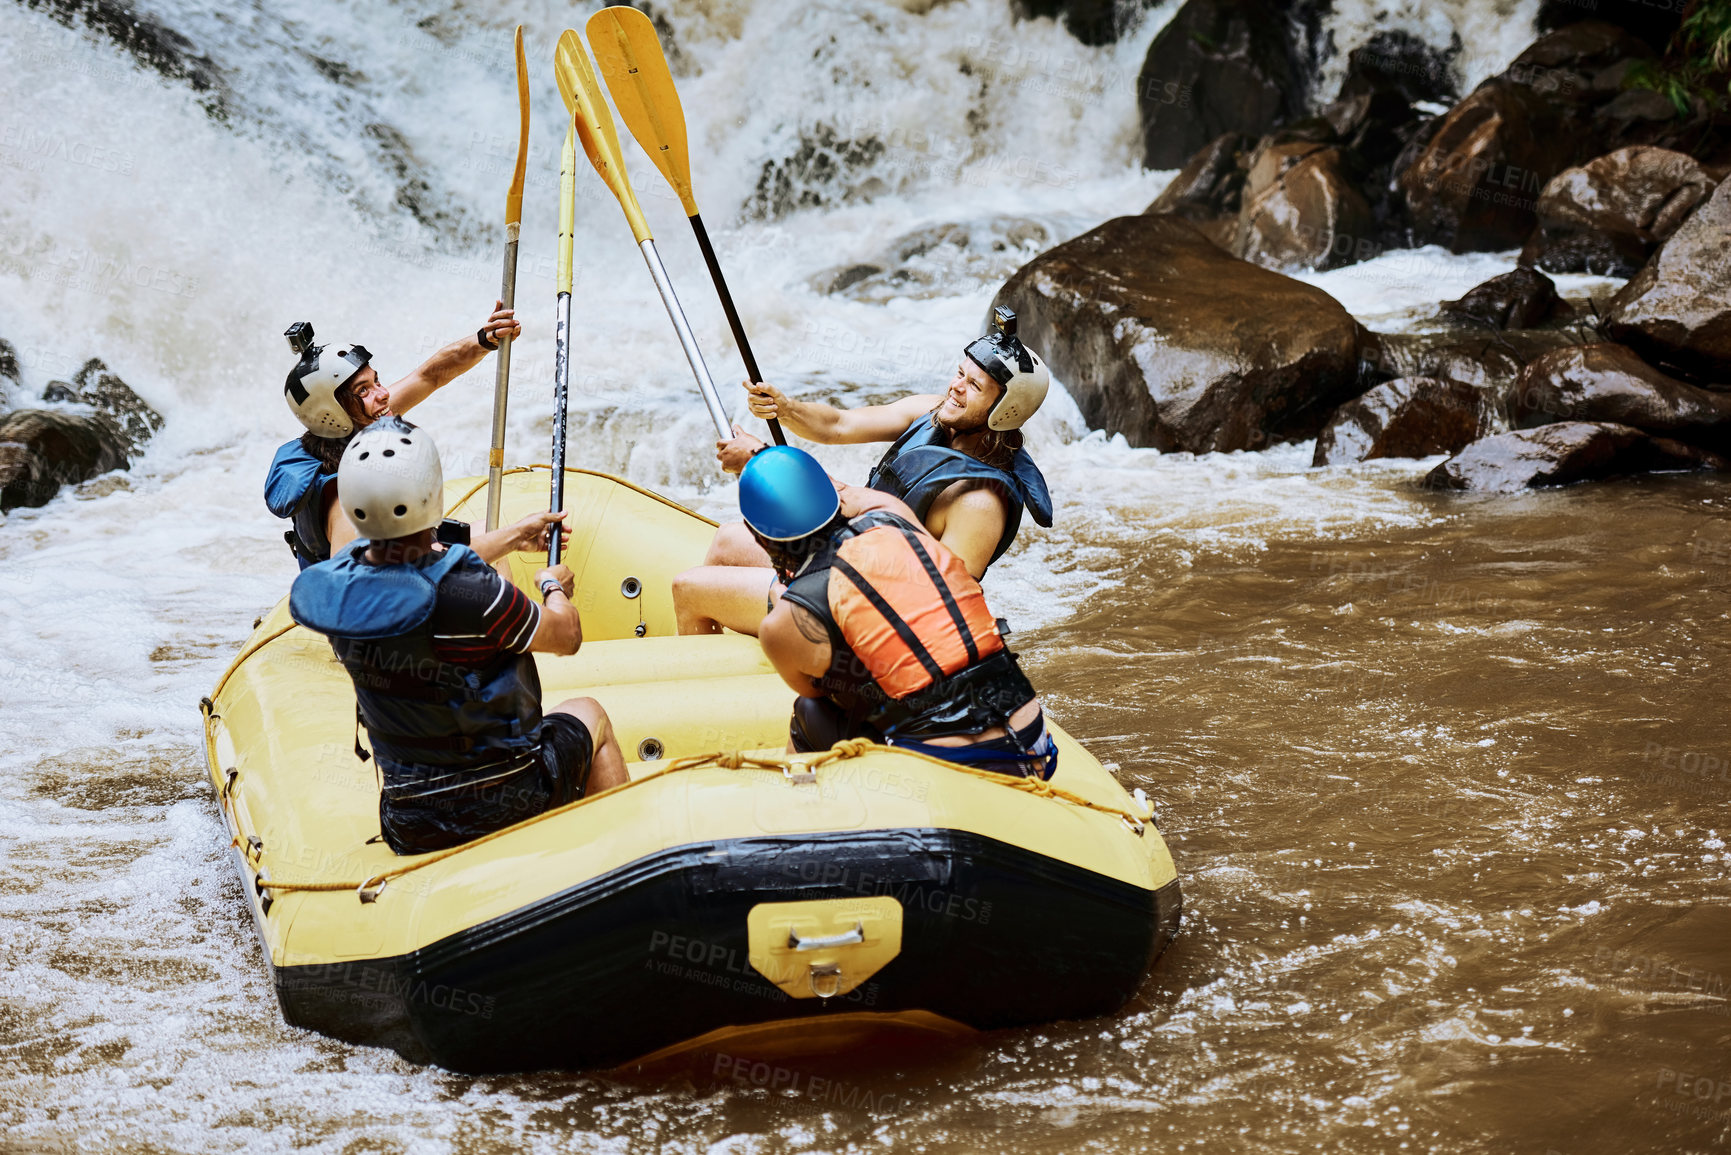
top-left (299, 428), bottom-right (352, 472)
top-left (753, 509), bottom-right (850, 584)
top-left (933, 410), bottom-right (1022, 470)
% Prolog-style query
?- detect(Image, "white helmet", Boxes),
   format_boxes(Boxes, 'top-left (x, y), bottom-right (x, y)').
top-left (283, 321), bottom-right (372, 438)
top-left (965, 307), bottom-right (1050, 432)
top-left (337, 417), bottom-right (444, 541)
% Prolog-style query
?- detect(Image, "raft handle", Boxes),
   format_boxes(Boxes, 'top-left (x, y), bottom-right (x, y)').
top-left (782, 760), bottom-right (816, 786)
top-left (808, 964), bottom-right (844, 1000)
top-left (1121, 814), bottom-right (1146, 837)
top-left (357, 875), bottom-right (388, 904)
top-left (789, 922), bottom-right (864, 952)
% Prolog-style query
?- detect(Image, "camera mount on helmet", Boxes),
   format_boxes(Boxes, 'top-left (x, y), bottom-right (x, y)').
top-left (283, 321), bottom-right (374, 439)
top-left (964, 307), bottom-right (1049, 432)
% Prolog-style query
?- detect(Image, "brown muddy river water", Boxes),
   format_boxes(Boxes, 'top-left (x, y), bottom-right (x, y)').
top-left (3, 454), bottom-right (1727, 1154)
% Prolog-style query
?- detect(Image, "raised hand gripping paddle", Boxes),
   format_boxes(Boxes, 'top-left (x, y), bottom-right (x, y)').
top-left (586, 6), bottom-right (786, 445)
top-left (552, 29), bottom-right (732, 442)
top-left (485, 25), bottom-right (532, 532)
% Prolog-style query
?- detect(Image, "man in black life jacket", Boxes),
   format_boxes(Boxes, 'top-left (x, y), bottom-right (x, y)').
top-left (739, 445), bottom-right (1058, 781)
top-left (672, 307), bottom-right (1054, 636)
top-left (266, 305), bottom-right (561, 571)
top-left (289, 417), bottom-right (627, 855)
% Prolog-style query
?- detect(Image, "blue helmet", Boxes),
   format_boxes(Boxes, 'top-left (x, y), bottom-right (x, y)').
top-left (739, 446), bottom-right (840, 542)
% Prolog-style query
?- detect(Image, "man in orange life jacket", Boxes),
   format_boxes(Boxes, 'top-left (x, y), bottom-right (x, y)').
top-left (672, 308), bottom-right (1054, 636)
top-left (265, 307), bottom-right (561, 570)
top-left (740, 445), bottom-right (1057, 780)
top-left (288, 418), bottom-right (627, 854)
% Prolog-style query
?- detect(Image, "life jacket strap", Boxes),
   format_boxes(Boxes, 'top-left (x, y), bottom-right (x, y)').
top-left (831, 555), bottom-right (947, 686)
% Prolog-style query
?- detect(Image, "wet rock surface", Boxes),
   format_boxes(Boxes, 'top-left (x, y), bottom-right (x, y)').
top-left (1440, 267), bottom-right (1568, 330)
top-left (1313, 377), bottom-right (1493, 466)
top-left (994, 214), bottom-right (1363, 452)
top-left (0, 338), bottom-right (18, 412)
top-left (1235, 141), bottom-right (1374, 271)
top-left (1424, 421), bottom-right (1728, 491)
top-left (1602, 178), bottom-right (1731, 380)
top-left (808, 217), bottom-right (1052, 303)
top-left (0, 351), bottom-right (162, 513)
top-left (1509, 343), bottom-right (1731, 447)
top-left (1362, 329), bottom-right (1580, 394)
top-left (1146, 132), bottom-right (1250, 222)
top-left (1520, 147), bottom-right (1717, 275)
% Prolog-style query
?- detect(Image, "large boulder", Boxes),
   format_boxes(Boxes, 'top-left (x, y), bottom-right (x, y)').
top-left (1146, 132), bottom-right (1250, 221)
top-left (1335, 30), bottom-right (1459, 108)
top-left (1520, 147), bottom-right (1717, 275)
top-left (1396, 77), bottom-right (1576, 251)
top-left (1235, 141), bottom-right (1375, 270)
top-left (1313, 377), bottom-right (1493, 466)
top-left (1439, 267), bottom-right (1567, 330)
top-left (1362, 329), bottom-right (1579, 392)
top-left (0, 410), bottom-right (130, 512)
top-left (1509, 343), bottom-right (1731, 447)
top-left (1423, 421), bottom-right (1727, 491)
top-left (1136, 0), bottom-right (1322, 170)
top-left (993, 214), bottom-right (1364, 452)
top-left (1603, 178), bottom-right (1731, 379)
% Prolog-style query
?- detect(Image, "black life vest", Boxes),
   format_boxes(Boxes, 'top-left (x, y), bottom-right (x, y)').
top-left (864, 416), bottom-right (1053, 568)
top-left (265, 437), bottom-right (341, 569)
top-left (779, 511), bottom-right (1037, 741)
top-left (288, 542), bottom-right (544, 788)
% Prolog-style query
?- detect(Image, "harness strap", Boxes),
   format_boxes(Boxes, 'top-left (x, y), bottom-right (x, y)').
top-left (832, 555), bottom-right (946, 686)
top-left (895, 524), bottom-right (978, 665)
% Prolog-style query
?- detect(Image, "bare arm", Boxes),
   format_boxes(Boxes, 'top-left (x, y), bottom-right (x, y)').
top-left (759, 601), bottom-right (829, 697)
top-left (527, 565), bottom-right (583, 655)
top-left (470, 511), bottom-right (567, 565)
top-left (745, 381), bottom-right (939, 445)
top-left (387, 301), bottom-right (521, 416)
top-left (322, 482), bottom-right (358, 554)
top-left (927, 485), bottom-right (1007, 580)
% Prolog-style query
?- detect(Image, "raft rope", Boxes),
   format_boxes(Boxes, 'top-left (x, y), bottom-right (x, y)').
top-left (235, 738), bottom-right (1151, 899)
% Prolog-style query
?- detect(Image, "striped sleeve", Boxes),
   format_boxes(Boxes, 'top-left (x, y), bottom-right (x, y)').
top-left (431, 565), bottom-right (543, 664)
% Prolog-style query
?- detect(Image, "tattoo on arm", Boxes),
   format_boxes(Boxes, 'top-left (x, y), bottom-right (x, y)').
top-left (791, 604), bottom-right (832, 644)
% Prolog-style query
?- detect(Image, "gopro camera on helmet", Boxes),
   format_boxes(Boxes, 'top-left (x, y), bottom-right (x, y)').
top-left (990, 306), bottom-right (1017, 340)
top-left (285, 321), bottom-right (316, 356)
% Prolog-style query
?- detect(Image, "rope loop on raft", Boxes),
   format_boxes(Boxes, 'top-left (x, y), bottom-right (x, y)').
top-left (245, 738), bottom-right (1149, 898)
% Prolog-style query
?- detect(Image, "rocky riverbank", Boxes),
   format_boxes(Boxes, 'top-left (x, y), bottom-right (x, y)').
top-left (991, 0), bottom-right (1731, 491)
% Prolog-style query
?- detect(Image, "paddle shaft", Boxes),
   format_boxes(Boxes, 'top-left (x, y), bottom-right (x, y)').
top-left (638, 237), bottom-right (732, 440)
top-left (549, 289), bottom-right (572, 566)
top-left (484, 225), bottom-right (519, 532)
top-left (688, 213), bottom-right (784, 445)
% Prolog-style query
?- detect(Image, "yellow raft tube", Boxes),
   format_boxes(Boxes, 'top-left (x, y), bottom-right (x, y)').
top-left (201, 467), bottom-right (1180, 1073)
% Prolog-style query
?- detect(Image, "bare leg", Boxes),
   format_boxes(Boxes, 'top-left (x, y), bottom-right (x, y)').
top-left (551, 697), bottom-right (628, 793)
top-left (704, 520), bottom-right (773, 567)
top-left (673, 565), bottom-right (781, 636)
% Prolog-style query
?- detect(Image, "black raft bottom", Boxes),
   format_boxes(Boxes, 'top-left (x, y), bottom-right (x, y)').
top-left (276, 828), bottom-right (1183, 1073)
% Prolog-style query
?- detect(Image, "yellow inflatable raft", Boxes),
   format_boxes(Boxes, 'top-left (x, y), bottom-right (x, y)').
top-left (201, 467), bottom-right (1180, 1073)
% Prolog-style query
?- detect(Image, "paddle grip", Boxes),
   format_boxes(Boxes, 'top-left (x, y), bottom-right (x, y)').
top-left (690, 214), bottom-right (786, 447)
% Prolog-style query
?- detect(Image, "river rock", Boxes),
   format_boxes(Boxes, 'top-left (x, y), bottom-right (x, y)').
top-left (0, 338), bottom-right (18, 412)
top-left (992, 214), bottom-right (1363, 452)
top-left (1136, 0), bottom-right (1319, 169)
top-left (1509, 343), bottom-right (1731, 447)
top-left (1603, 178), bottom-right (1731, 379)
top-left (1537, 0), bottom-right (1680, 53)
top-left (1440, 268), bottom-right (1566, 330)
top-left (1425, 421), bottom-right (1728, 491)
top-left (1313, 377), bottom-right (1492, 466)
top-left (1236, 141), bottom-right (1375, 271)
top-left (1336, 29), bottom-right (1459, 108)
top-left (69, 358), bottom-right (163, 453)
top-left (1396, 77), bottom-right (1575, 252)
top-left (1010, 0), bottom-right (1127, 46)
top-left (1519, 147), bottom-right (1717, 276)
top-left (0, 410), bottom-right (131, 512)
top-left (1146, 132), bottom-right (1250, 220)
top-left (1362, 329), bottom-right (1578, 392)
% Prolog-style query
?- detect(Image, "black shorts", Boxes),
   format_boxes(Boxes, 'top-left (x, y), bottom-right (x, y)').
top-left (538, 711), bottom-right (595, 807)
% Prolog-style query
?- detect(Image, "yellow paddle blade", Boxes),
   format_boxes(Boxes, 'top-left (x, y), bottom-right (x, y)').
top-left (554, 28), bottom-right (652, 243)
top-left (586, 6), bottom-right (697, 217)
top-left (505, 25), bottom-right (530, 227)
top-left (558, 120), bottom-right (577, 294)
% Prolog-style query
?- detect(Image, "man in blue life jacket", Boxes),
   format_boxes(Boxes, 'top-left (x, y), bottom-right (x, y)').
top-left (741, 445), bottom-right (1057, 780)
top-left (265, 305), bottom-right (561, 570)
top-left (289, 417), bottom-right (627, 855)
top-left (673, 307), bottom-right (1054, 636)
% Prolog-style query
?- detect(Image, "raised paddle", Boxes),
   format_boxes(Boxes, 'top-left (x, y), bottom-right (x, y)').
top-left (551, 29), bottom-right (733, 441)
top-left (585, 6), bottom-right (786, 446)
top-left (549, 117), bottom-right (577, 567)
top-left (486, 25), bottom-right (532, 533)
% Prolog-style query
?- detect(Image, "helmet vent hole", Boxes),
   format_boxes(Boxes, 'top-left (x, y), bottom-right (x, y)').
top-left (393, 504), bottom-right (407, 517)
top-left (353, 509), bottom-right (366, 521)
top-left (382, 449), bottom-right (395, 457)
top-left (358, 451), bottom-right (369, 460)
top-left (400, 437), bottom-right (412, 445)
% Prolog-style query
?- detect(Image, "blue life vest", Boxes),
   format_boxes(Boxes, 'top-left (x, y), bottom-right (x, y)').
top-left (864, 417), bottom-right (1054, 567)
top-left (265, 438), bottom-right (339, 570)
top-left (288, 542), bottom-right (544, 782)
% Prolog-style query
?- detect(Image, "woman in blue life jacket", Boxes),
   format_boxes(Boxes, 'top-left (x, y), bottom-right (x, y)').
top-left (289, 418), bottom-right (628, 855)
top-left (265, 305), bottom-right (561, 570)
top-left (740, 445), bottom-right (1058, 782)
top-left (672, 307), bottom-right (1054, 637)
